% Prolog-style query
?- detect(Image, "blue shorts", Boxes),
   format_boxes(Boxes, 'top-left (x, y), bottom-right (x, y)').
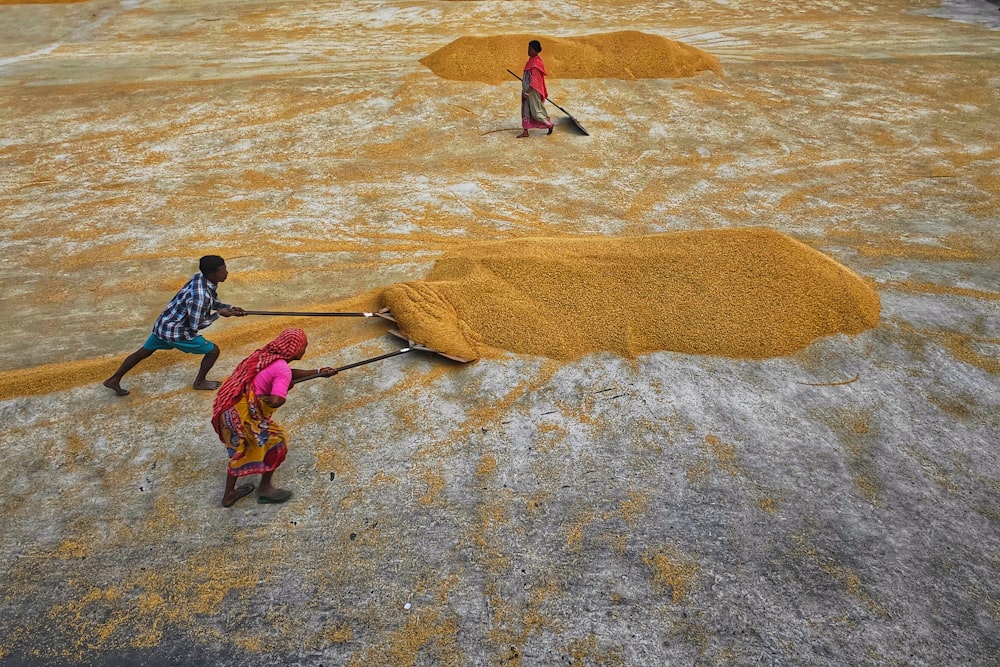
top-left (143, 333), bottom-right (216, 355)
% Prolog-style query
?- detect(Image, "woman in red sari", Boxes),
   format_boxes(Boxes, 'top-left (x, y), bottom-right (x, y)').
top-left (212, 328), bottom-right (336, 507)
top-left (517, 40), bottom-right (554, 138)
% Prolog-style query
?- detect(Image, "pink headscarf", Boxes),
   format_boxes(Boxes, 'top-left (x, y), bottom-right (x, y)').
top-left (212, 328), bottom-right (308, 433)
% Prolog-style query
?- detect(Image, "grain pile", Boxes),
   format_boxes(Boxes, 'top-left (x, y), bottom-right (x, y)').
top-left (420, 31), bottom-right (722, 83)
top-left (381, 228), bottom-right (881, 361)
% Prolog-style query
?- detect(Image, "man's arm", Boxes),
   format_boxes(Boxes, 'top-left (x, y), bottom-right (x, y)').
top-left (186, 281), bottom-right (219, 331)
top-left (211, 292), bottom-right (246, 318)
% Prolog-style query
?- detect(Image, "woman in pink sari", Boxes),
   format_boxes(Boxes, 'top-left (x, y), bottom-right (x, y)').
top-left (517, 40), bottom-right (553, 138)
top-left (212, 328), bottom-right (337, 507)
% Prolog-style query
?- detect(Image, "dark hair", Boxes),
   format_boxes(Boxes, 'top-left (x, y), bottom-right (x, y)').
top-left (529, 40), bottom-right (542, 52)
top-left (199, 255), bottom-right (226, 275)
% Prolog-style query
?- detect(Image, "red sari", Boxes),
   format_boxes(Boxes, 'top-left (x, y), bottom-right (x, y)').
top-left (524, 55), bottom-right (548, 99)
top-left (521, 55), bottom-right (553, 130)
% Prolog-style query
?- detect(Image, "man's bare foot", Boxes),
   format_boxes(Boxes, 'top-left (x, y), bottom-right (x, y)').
top-left (193, 380), bottom-right (222, 390)
top-left (516, 130), bottom-right (529, 138)
top-left (103, 379), bottom-right (129, 396)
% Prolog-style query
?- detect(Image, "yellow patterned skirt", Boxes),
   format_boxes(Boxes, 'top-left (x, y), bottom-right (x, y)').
top-left (215, 388), bottom-right (288, 477)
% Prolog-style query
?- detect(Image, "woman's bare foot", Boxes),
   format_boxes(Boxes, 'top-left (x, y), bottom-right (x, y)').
top-left (193, 380), bottom-right (222, 390)
top-left (516, 130), bottom-right (529, 138)
top-left (222, 483), bottom-right (255, 508)
top-left (257, 487), bottom-right (292, 504)
top-left (103, 378), bottom-right (129, 396)
top-left (256, 471), bottom-right (292, 503)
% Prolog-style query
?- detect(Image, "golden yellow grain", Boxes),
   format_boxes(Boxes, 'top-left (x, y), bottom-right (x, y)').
top-left (643, 546), bottom-right (699, 603)
top-left (384, 228), bottom-right (881, 361)
top-left (703, 434), bottom-right (743, 477)
top-left (421, 31), bottom-right (722, 83)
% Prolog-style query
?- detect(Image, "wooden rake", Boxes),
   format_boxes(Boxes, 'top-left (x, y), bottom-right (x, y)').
top-left (245, 307), bottom-right (396, 322)
top-left (293, 331), bottom-right (474, 385)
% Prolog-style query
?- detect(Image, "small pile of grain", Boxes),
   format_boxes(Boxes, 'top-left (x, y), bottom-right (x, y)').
top-left (381, 282), bottom-right (485, 361)
top-left (381, 228), bottom-right (881, 361)
top-left (420, 31), bottom-right (722, 83)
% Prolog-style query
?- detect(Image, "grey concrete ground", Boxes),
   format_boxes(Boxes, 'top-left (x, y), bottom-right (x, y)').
top-left (1, 0), bottom-right (998, 665)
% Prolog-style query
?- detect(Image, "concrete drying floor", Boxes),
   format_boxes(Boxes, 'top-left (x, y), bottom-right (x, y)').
top-left (1, 0), bottom-right (998, 665)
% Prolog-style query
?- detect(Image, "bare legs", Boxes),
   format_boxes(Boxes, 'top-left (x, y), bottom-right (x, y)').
top-left (257, 471), bottom-right (292, 504)
top-left (221, 470), bottom-right (291, 507)
top-left (103, 343), bottom-right (222, 396)
top-left (516, 125), bottom-right (553, 139)
top-left (103, 347), bottom-right (155, 396)
top-left (192, 345), bottom-right (222, 390)
top-left (222, 473), bottom-right (255, 507)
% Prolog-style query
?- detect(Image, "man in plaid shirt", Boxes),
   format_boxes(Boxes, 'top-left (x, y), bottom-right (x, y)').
top-left (104, 255), bottom-right (246, 396)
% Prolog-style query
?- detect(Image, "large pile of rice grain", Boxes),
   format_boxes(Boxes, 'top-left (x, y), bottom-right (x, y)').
top-left (420, 31), bottom-right (722, 83)
top-left (381, 228), bottom-right (881, 361)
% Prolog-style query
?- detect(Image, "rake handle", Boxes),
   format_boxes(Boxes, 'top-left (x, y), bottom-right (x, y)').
top-left (506, 69), bottom-right (572, 116)
top-left (245, 310), bottom-right (380, 318)
top-left (292, 348), bottom-right (412, 385)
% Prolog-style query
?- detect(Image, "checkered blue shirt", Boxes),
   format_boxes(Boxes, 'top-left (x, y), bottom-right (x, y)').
top-left (151, 273), bottom-right (230, 342)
